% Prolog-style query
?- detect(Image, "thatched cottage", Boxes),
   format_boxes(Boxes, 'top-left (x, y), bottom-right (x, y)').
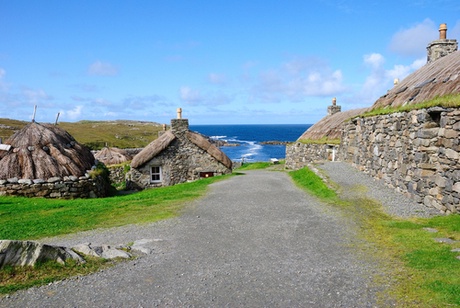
top-left (94, 147), bottom-right (133, 166)
top-left (127, 109), bottom-right (232, 189)
top-left (0, 121), bottom-right (109, 198)
top-left (285, 98), bottom-right (367, 169)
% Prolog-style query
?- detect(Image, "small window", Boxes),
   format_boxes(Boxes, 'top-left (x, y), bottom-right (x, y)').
top-left (150, 166), bottom-right (162, 183)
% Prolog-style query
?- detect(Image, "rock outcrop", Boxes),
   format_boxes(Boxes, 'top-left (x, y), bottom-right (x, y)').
top-left (0, 240), bottom-right (84, 269)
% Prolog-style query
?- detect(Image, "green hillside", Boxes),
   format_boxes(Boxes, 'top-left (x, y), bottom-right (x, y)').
top-left (0, 118), bottom-right (164, 150)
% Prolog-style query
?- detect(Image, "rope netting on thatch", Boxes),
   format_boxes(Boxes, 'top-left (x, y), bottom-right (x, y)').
top-left (94, 147), bottom-right (132, 166)
top-left (0, 122), bottom-right (95, 180)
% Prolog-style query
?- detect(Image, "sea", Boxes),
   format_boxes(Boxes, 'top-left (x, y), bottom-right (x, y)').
top-left (190, 124), bottom-right (312, 162)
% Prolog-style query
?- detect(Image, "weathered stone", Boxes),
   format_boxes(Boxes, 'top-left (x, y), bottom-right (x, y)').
top-left (100, 245), bottom-right (131, 259)
top-left (0, 240), bottom-right (84, 269)
top-left (33, 179), bottom-right (45, 184)
top-left (417, 128), bottom-right (439, 139)
top-left (18, 179), bottom-right (32, 185)
top-left (445, 148), bottom-right (459, 160)
top-left (435, 175), bottom-right (447, 187)
top-left (7, 177), bottom-right (18, 184)
top-left (47, 177), bottom-right (62, 183)
top-left (72, 243), bottom-right (103, 258)
top-left (453, 182), bottom-right (460, 193)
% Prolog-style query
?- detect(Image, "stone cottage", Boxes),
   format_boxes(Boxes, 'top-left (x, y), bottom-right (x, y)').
top-left (127, 109), bottom-right (232, 189)
top-left (285, 98), bottom-right (367, 170)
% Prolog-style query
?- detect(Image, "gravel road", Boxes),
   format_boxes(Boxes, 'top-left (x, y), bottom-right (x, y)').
top-left (1, 167), bottom-right (389, 307)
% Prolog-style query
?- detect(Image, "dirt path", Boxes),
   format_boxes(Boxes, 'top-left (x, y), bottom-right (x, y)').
top-left (1, 170), bottom-right (383, 307)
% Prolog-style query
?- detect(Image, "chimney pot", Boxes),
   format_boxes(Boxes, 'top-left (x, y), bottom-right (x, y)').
top-left (439, 23), bottom-right (447, 40)
top-left (177, 108), bottom-right (182, 119)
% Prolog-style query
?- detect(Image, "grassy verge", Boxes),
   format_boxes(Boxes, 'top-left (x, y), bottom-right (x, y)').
top-left (289, 166), bottom-right (460, 307)
top-left (0, 175), bottom-right (230, 240)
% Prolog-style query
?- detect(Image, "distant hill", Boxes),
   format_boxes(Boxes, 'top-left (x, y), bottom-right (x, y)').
top-left (0, 119), bottom-right (164, 150)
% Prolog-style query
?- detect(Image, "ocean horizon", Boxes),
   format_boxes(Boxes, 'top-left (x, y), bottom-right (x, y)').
top-left (190, 124), bottom-right (312, 162)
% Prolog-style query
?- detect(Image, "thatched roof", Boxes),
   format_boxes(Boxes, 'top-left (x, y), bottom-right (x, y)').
top-left (94, 147), bottom-right (132, 166)
top-left (131, 131), bottom-right (176, 169)
top-left (131, 129), bottom-right (232, 170)
top-left (372, 50), bottom-right (460, 110)
top-left (0, 122), bottom-right (95, 180)
top-left (298, 108), bottom-right (368, 141)
top-left (186, 132), bottom-right (232, 169)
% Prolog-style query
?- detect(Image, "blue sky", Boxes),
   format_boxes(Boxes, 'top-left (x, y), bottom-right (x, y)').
top-left (1, 1), bottom-right (460, 124)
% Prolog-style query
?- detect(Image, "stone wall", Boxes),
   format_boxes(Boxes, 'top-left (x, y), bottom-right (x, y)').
top-left (339, 107), bottom-right (460, 213)
top-left (285, 143), bottom-right (338, 170)
top-left (0, 174), bottom-right (108, 199)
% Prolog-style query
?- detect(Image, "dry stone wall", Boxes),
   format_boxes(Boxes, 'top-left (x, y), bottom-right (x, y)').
top-left (285, 143), bottom-right (338, 170)
top-left (339, 107), bottom-right (460, 213)
top-left (0, 174), bottom-right (108, 198)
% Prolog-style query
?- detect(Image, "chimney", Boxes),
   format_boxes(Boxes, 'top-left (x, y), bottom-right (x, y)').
top-left (171, 108), bottom-right (189, 135)
top-left (427, 23), bottom-right (458, 63)
top-left (327, 97), bottom-right (341, 116)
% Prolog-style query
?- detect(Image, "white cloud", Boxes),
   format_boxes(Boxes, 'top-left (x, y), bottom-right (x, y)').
top-left (249, 57), bottom-right (347, 103)
top-left (389, 19), bottom-right (438, 57)
top-left (364, 53), bottom-right (385, 69)
top-left (356, 53), bottom-right (425, 105)
top-left (22, 88), bottom-right (53, 104)
top-left (87, 61), bottom-right (118, 76)
top-left (62, 105), bottom-right (83, 120)
top-left (208, 73), bottom-right (227, 85)
top-left (180, 86), bottom-right (203, 104)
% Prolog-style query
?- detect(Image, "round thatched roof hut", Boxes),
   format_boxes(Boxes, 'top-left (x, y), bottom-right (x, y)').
top-left (94, 147), bottom-right (132, 166)
top-left (0, 122), bottom-right (95, 180)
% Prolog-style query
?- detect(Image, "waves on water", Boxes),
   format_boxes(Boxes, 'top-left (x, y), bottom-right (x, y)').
top-left (191, 124), bottom-right (312, 162)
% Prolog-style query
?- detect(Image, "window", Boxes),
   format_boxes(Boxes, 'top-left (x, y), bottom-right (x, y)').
top-left (150, 166), bottom-right (162, 183)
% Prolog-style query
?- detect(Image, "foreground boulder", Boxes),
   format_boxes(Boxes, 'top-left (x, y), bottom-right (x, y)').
top-left (0, 240), bottom-right (84, 269)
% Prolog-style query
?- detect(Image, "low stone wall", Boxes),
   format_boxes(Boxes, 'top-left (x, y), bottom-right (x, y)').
top-left (285, 143), bottom-right (339, 170)
top-left (339, 107), bottom-right (460, 213)
top-left (0, 174), bottom-right (108, 199)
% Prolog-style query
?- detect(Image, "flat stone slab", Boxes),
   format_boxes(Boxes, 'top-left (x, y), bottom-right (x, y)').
top-left (423, 227), bottom-right (439, 233)
top-left (434, 238), bottom-right (458, 244)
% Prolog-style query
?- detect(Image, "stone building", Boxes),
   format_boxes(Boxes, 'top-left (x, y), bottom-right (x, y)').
top-left (285, 98), bottom-right (367, 170)
top-left (286, 23), bottom-right (460, 213)
top-left (127, 109), bottom-right (232, 190)
top-left (339, 23), bottom-right (460, 213)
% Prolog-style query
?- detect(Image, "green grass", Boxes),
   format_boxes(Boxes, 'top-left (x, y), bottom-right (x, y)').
top-left (297, 137), bottom-right (341, 145)
top-left (362, 93), bottom-right (460, 118)
top-left (289, 167), bottom-right (340, 203)
top-left (0, 175), bottom-right (230, 240)
top-left (289, 166), bottom-right (460, 307)
top-left (0, 119), bottom-right (164, 150)
top-left (237, 162), bottom-right (272, 170)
